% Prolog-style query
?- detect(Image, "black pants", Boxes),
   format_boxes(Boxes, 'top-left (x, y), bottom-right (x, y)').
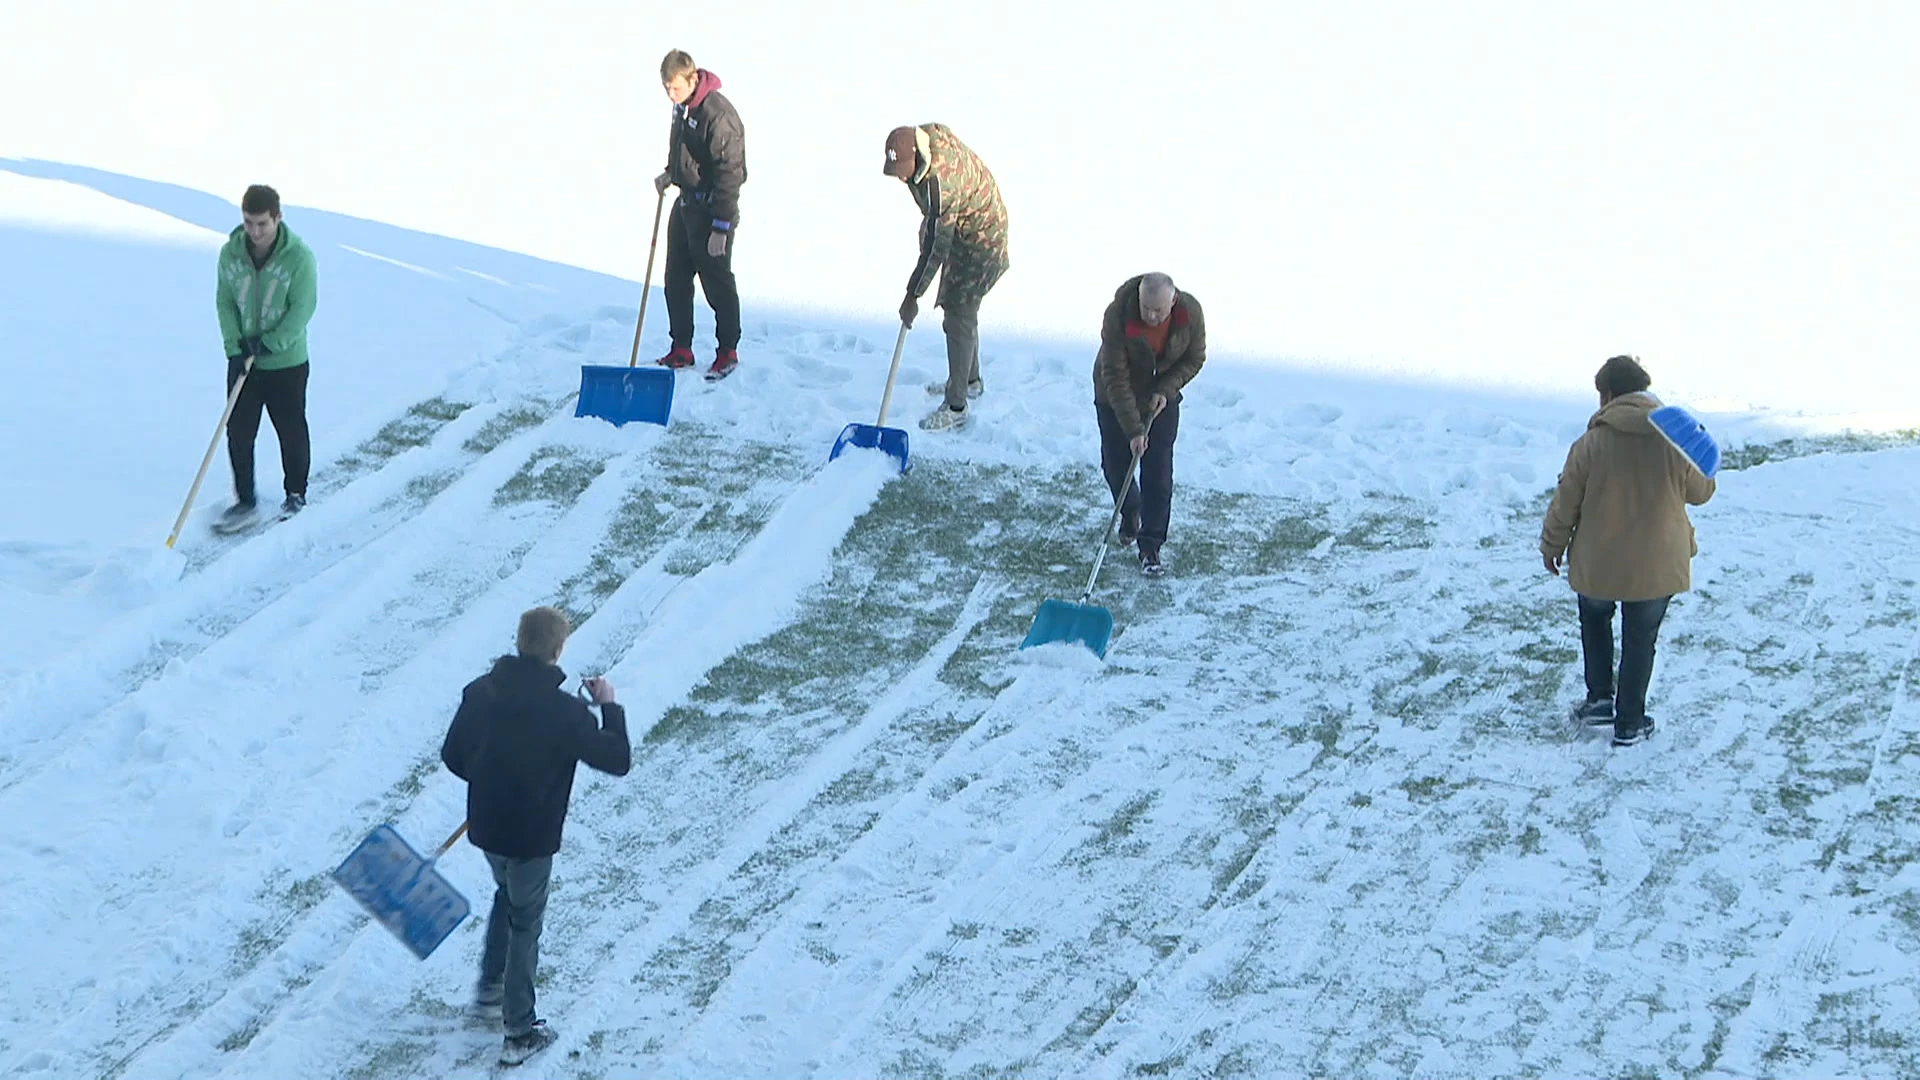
top-left (1577, 594), bottom-right (1671, 726)
top-left (226, 360), bottom-right (310, 503)
top-left (1095, 398), bottom-right (1181, 549)
top-left (664, 201), bottom-right (741, 352)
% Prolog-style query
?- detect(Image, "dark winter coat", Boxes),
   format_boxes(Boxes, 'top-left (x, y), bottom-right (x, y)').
top-left (666, 69), bottom-right (747, 229)
top-left (1092, 277), bottom-right (1208, 440)
top-left (440, 654), bottom-right (632, 859)
top-left (902, 124), bottom-right (1010, 309)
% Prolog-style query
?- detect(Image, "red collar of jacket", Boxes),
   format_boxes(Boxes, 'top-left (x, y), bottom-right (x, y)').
top-left (1123, 302), bottom-right (1191, 338)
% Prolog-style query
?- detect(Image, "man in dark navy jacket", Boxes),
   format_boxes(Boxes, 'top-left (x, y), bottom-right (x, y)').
top-left (651, 48), bottom-right (748, 380)
top-left (441, 605), bottom-right (632, 1066)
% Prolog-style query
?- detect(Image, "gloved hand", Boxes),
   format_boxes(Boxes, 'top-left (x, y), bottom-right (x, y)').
top-left (244, 336), bottom-right (268, 357)
top-left (899, 293), bottom-right (918, 329)
top-left (707, 230), bottom-right (728, 258)
top-left (227, 354), bottom-right (250, 384)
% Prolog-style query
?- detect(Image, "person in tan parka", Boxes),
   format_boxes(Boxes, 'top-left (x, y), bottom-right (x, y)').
top-left (1540, 354), bottom-right (1715, 747)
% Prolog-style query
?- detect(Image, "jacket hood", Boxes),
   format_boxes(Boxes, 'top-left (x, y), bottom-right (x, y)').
top-left (688, 69), bottom-right (722, 109)
top-left (1589, 390), bottom-right (1663, 437)
top-left (222, 220), bottom-right (305, 258)
top-left (488, 653), bottom-right (567, 689)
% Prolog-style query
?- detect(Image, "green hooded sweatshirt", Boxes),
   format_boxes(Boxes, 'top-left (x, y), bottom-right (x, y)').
top-left (215, 221), bottom-right (318, 371)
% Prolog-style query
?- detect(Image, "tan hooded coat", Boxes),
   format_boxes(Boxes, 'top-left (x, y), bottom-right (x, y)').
top-left (1540, 391), bottom-right (1717, 601)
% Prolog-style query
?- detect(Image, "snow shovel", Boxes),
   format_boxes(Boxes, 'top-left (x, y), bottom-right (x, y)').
top-left (165, 354), bottom-right (255, 548)
top-left (577, 188), bottom-right (675, 428)
top-left (1020, 439), bottom-right (1149, 659)
top-left (1650, 403), bottom-right (1721, 479)
top-left (331, 819), bottom-right (472, 960)
top-left (828, 321), bottom-right (912, 473)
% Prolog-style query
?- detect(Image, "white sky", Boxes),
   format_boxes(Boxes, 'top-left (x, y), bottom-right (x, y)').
top-left (6, 0), bottom-right (1919, 416)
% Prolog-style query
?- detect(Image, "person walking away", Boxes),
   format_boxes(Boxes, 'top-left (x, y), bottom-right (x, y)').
top-left (883, 123), bottom-right (1010, 431)
top-left (652, 49), bottom-right (747, 381)
top-left (1540, 354), bottom-right (1716, 747)
top-left (214, 184), bottom-right (317, 531)
top-left (440, 606), bottom-right (633, 1066)
top-left (1092, 272), bottom-right (1207, 577)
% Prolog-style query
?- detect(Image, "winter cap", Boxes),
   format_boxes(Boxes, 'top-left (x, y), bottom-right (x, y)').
top-left (1595, 354), bottom-right (1651, 397)
top-left (884, 126), bottom-right (918, 179)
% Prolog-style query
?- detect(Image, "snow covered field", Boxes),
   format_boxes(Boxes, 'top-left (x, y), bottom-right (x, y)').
top-left (3, 160), bottom-right (1918, 1080)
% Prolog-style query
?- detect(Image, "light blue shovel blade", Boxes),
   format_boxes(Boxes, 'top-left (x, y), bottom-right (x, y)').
top-left (1020, 599), bottom-right (1114, 658)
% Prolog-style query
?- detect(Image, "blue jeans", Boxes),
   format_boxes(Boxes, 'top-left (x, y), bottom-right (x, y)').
top-left (1577, 594), bottom-right (1671, 728)
top-left (479, 852), bottom-right (552, 1036)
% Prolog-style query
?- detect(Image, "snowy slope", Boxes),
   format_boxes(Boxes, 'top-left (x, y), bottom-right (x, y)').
top-left (3, 166), bottom-right (1918, 1080)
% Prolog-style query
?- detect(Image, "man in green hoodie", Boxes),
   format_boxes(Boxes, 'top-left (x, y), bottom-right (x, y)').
top-left (214, 184), bottom-right (318, 531)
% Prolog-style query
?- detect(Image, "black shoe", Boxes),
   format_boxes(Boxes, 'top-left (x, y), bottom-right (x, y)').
top-left (1570, 697), bottom-right (1615, 725)
top-left (213, 498), bottom-right (259, 534)
top-left (499, 1020), bottom-right (556, 1066)
top-left (468, 979), bottom-right (503, 1022)
top-left (280, 493), bottom-right (306, 516)
top-left (1612, 716), bottom-right (1656, 747)
top-left (1138, 545), bottom-right (1165, 578)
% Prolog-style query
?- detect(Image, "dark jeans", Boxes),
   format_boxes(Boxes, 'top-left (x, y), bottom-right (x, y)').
top-left (226, 360), bottom-right (310, 502)
top-left (940, 301), bottom-right (982, 409)
top-left (479, 851), bottom-right (552, 1037)
top-left (664, 200), bottom-right (741, 352)
top-left (1095, 398), bottom-right (1181, 549)
top-left (1577, 594), bottom-right (1671, 727)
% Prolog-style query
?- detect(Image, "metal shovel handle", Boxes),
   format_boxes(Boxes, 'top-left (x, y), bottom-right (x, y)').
top-left (1079, 439), bottom-right (1146, 605)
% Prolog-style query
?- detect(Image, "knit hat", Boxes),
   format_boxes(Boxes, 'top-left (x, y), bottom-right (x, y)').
top-left (883, 126), bottom-right (918, 179)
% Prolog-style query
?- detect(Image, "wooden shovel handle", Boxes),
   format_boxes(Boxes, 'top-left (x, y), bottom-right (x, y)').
top-left (431, 820), bottom-right (470, 861)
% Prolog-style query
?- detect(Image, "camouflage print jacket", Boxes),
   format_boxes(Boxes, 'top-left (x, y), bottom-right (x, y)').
top-left (902, 124), bottom-right (1010, 309)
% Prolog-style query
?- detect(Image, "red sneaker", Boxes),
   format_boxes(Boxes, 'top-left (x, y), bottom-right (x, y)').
top-left (655, 346), bottom-right (695, 369)
top-left (705, 349), bottom-right (739, 381)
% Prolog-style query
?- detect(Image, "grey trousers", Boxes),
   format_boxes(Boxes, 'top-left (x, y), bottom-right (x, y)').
top-left (479, 851), bottom-right (552, 1036)
top-left (941, 302), bottom-right (982, 409)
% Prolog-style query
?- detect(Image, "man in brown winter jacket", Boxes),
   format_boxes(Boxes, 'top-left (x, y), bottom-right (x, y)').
top-left (1092, 272), bottom-right (1207, 577)
top-left (1540, 355), bottom-right (1716, 747)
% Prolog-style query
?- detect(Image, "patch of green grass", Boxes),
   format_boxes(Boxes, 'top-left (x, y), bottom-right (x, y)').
top-left (1040, 976), bottom-right (1138, 1054)
top-left (226, 870), bottom-right (334, 977)
top-left (344, 1038), bottom-right (434, 1080)
top-left (462, 402), bottom-right (552, 454)
top-left (333, 396), bottom-right (473, 474)
top-left (551, 485), bottom-right (696, 627)
top-left (1335, 499), bottom-right (1435, 552)
top-left (1063, 792), bottom-right (1159, 868)
top-left (1721, 428), bottom-right (1920, 471)
top-left (493, 445), bottom-right (610, 507)
top-left (1398, 774), bottom-right (1463, 803)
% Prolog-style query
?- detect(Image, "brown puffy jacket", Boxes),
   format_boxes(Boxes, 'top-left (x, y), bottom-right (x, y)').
top-left (1539, 392), bottom-right (1716, 601)
top-left (1091, 277), bottom-right (1207, 440)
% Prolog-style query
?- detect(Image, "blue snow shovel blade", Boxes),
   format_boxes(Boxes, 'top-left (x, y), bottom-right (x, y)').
top-left (576, 365), bottom-right (674, 427)
top-left (1020, 598), bottom-right (1115, 658)
top-left (1650, 404), bottom-right (1720, 479)
top-left (331, 824), bottom-right (470, 960)
top-left (828, 423), bottom-right (911, 473)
